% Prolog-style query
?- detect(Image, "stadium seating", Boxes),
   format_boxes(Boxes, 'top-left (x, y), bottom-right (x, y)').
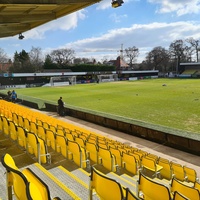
top-left (173, 191), bottom-right (189, 200)
top-left (183, 166), bottom-right (199, 183)
top-left (8, 120), bottom-right (18, 141)
top-left (170, 178), bottom-right (200, 200)
top-left (85, 141), bottom-right (98, 163)
top-left (137, 172), bottom-right (171, 200)
top-left (141, 156), bottom-right (163, 178)
top-left (158, 157), bottom-right (172, 180)
top-left (171, 162), bottom-right (187, 182)
top-left (55, 134), bottom-right (68, 157)
top-left (1, 153), bottom-right (30, 200)
top-left (110, 147), bottom-right (123, 168)
top-left (89, 166), bottom-right (125, 200)
top-left (67, 139), bottom-right (89, 169)
top-left (98, 146), bottom-right (118, 172)
top-left (1, 153), bottom-right (61, 200)
top-left (122, 152), bottom-right (138, 175)
top-left (125, 188), bottom-right (140, 200)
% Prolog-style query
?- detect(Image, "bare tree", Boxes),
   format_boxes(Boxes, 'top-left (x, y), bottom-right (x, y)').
top-left (50, 48), bottom-right (75, 67)
top-left (186, 37), bottom-right (200, 62)
top-left (145, 46), bottom-right (170, 72)
top-left (0, 48), bottom-right (9, 63)
top-left (29, 46), bottom-right (43, 72)
top-left (124, 46), bottom-right (139, 68)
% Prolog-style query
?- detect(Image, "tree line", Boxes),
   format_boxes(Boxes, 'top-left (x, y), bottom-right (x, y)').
top-left (0, 37), bottom-right (199, 73)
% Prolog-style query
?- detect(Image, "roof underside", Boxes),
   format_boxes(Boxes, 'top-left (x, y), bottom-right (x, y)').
top-left (0, 0), bottom-right (101, 38)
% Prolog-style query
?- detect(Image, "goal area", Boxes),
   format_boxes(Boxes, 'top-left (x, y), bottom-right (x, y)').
top-left (49, 76), bottom-right (76, 86)
top-left (97, 74), bottom-right (118, 83)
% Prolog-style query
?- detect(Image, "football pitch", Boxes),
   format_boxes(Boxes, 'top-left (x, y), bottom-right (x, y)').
top-left (3, 78), bottom-right (200, 134)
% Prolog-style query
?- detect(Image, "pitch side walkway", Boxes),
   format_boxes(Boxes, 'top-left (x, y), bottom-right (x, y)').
top-left (47, 111), bottom-right (200, 177)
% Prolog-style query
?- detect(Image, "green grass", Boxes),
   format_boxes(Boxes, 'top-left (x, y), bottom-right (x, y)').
top-left (3, 78), bottom-right (200, 134)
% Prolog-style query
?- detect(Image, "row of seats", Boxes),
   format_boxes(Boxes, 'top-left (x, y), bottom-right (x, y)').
top-left (1, 153), bottom-right (61, 200)
top-left (0, 99), bottom-right (199, 181)
top-left (0, 99), bottom-right (200, 199)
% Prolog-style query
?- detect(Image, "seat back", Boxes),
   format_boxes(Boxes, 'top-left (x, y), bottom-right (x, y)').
top-left (2, 116), bottom-right (9, 136)
top-left (138, 172), bottom-right (171, 200)
top-left (27, 132), bottom-right (39, 158)
top-left (37, 125), bottom-right (46, 142)
top-left (1, 153), bottom-right (29, 200)
top-left (30, 121), bottom-right (37, 134)
top-left (9, 120), bottom-right (18, 141)
top-left (98, 146), bottom-right (116, 172)
top-left (171, 178), bottom-right (200, 200)
top-left (17, 126), bottom-right (27, 148)
top-left (46, 129), bottom-right (56, 150)
top-left (89, 166), bottom-right (124, 200)
top-left (38, 137), bottom-right (50, 164)
top-left (122, 152), bottom-right (137, 175)
top-left (67, 140), bottom-right (88, 168)
top-left (125, 188), bottom-right (139, 200)
top-left (110, 147), bottom-right (122, 167)
top-left (171, 162), bottom-right (186, 181)
top-left (23, 168), bottom-right (51, 200)
top-left (26, 182), bottom-right (43, 200)
top-left (56, 134), bottom-right (67, 157)
top-left (158, 158), bottom-right (172, 180)
top-left (173, 191), bottom-right (189, 200)
top-left (85, 141), bottom-right (98, 163)
top-left (183, 166), bottom-right (198, 183)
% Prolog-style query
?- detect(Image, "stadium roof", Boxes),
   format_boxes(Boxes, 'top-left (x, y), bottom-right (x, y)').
top-left (0, 0), bottom-right (101, 38)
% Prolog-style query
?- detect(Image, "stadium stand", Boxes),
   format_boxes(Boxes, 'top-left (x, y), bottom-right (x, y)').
top-left (0, 99), bottom-right (200, 199)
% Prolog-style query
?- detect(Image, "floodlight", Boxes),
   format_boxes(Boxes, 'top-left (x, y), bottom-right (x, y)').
top-left (111, 0), bottom-right (124, 8)
top-left (18, 33), bottom-right (24, 40)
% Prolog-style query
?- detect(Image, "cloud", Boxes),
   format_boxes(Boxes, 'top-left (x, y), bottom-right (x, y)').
top-left (109, 13), bottom-right (128, 23)
top-left (148, 0), bottom-right (200, 16)
top-left (55, 21), bottom-right (200, 62)
top-left (23, 10), bottom-right (87, 39)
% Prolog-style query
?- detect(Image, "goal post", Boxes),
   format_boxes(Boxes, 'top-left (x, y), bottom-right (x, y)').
top-left (97, 74), bottom-right (118, 83)
top-left (49, 76), bottom-right (76, 86)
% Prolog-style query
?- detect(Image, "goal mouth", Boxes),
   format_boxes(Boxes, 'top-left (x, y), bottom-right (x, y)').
top-left (97, 74), bottom-right (118, 83)
top-left (49, 76), bottom-right (76, 86)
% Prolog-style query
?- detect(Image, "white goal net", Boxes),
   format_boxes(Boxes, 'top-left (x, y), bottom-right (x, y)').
top-left (49, 76), bottom-right (76, 87)
top-left (97, 74), bottom-right (118, 83)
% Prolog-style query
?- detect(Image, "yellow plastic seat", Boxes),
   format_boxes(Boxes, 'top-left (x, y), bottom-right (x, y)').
top-left (67, 139), bottom-right (89, 168)
top-left (138, 172), bottom-right (171, 200)
top-left (183, 166), bottom-right (198, 183)
top-left (55, 134), bottom-right (68, 157)
top-left (171, 178), bottom-right (200, 200)
top-left (75, 137), bottom-right (85, 148)
top-left (85, 141), bottom-right (98, 163)
top-left (122, 152), bottom-right (138, 175)
top-left (173, 191), bottom-right (189, 200)
top-left (17, 126), bottom-right (27, 148)
top-left (98, 146), bottom-right (117, 172)
top-left (2, 116), bottom-right (9, 136)
top-left (141, 156), bottom-right (163, 178)
top-left (158, 157), bottom-right (172, 180)
top-left (46, 129), bottom-right (56, 150)
top-left (9, 120), bottom-right (18, 141)
top-left (30, 121), bottom-right (38, 134)
top-left (89, 166), bottom-right (125, 200)
top-left (125, 188), bottom-right (139, 200)
top-left (171, 162), bottom-right (186, 182)
top-left (37, 125), bottom-right (46, 142)
top-left (110, 147), bottom-right (122, 168)
top-left (1, 153), bottom-right (30, 200)
top-left (24, 118), bottom-right (30, 132)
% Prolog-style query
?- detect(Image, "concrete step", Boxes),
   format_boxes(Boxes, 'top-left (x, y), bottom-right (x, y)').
top-left (107, 172), bottom-right (137, 195)
top-left (27, 163), bottom-right (79, 200)
top-left (71, 167), bottom-right (90, 184)
top-left (49, 166), bottom-right (100, 200)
